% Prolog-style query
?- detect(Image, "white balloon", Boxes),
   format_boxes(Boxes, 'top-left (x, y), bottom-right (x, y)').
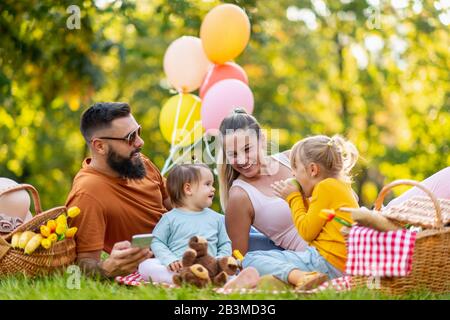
top-left (163, 36), bottom-right (212, 93)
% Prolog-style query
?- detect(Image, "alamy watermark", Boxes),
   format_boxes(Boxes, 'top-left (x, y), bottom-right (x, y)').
top-left (66, 5), bottom-right (81, 30)
top-left (66, 264), bottom-right (81, 289)
top-left (164, 124), bottom-right (282, 175)
top-left (366, 263), bottom-right (381, 290)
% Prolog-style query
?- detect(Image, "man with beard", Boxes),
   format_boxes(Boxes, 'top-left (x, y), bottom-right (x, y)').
top-left (66, 102), bottom-right (172, 278)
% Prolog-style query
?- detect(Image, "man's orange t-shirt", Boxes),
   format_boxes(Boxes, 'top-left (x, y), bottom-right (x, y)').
top-left (65, 155), bottom-right (168, 254)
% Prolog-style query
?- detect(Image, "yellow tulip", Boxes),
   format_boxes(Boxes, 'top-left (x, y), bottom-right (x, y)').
top-left (55, 222), bottom-right (67, 235)
top-left (56, 214), bottom-right (67, 226)
top-left (67, 206), bottom-right (81, 218)
top-left (48, 233), bottom-right (58, 243)
top-left (46, 220), bottom-right (57, 232)
top-left (232, 249), bottom-right (244, 261)
top-left (40, 225), bottom-right (51, 238)
top-left (41, 238), bottom-right (52, 249)
top-left (65, 227), bottom-right (78, 238)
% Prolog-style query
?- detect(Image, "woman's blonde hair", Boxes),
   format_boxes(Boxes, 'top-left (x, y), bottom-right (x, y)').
top-left (290, 134), bottom-right (359, 183)
top-left (217, 108), bottom-right (262, 211)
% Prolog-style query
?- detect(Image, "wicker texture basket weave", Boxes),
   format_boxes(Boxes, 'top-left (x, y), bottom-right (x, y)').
top-left (349, 180), bottom-right (450, 295)
top-left (381, 196), bottom-right (450, 229)
top-left (0, 184), bottom-right (76, 277)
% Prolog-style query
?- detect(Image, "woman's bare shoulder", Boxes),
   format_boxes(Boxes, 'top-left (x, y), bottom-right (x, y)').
top-left (226, 186), bottom-right (254, 222)
top-left (228, 185), bottom-right (251, 203)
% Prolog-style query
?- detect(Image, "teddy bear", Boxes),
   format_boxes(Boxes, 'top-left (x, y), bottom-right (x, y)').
top-left (172, 236), bottom-right (238, 288)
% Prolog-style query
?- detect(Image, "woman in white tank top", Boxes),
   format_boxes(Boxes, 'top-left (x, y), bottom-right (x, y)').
top-left (216, 109), bottom-right (308, 255)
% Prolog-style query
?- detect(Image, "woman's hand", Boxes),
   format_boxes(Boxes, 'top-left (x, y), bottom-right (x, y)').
top-left (168, 260), bottom-right (183, 272)
top-left (271, 179), bottom-right (299, 199)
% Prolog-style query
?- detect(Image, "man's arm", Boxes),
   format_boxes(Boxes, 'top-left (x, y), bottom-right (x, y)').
top-left (76, 241), bottom-right (152, 278)
top-left (76, 250), bottom-right (105, 278)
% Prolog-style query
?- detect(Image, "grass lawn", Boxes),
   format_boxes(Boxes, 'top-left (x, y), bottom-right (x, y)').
top-left (0, 273), bottom-right (448, 300)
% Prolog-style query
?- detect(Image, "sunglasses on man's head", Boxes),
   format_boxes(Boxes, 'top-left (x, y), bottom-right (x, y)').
top-left (92, 125), bottom-right (141, 146)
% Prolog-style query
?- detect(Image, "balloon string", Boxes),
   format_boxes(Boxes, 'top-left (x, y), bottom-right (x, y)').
top-left (170, 91), bottom-right (183, 147)
top-left (176, 98), bottom-right (199, 144)
top-left (176, 121), bottom-right (203, 147)
top-left (203, 134), bottom-right (216, 164)
top-left (161, 144), bottom-right (180, 176)
top-left (163, 133), bottom-right (204, 175)
top-left (161, 122), bottom-right (203, 176)
top-left (201, 64), bottom-right (215, 95)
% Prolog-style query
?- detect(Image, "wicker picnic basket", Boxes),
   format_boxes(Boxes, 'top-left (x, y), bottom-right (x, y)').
top-left (0, 184), bottom-right (76, 277)
top-left (349, 180), bottom-right (450, 295)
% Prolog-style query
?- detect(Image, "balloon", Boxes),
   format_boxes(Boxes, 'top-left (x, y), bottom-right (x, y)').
top-left (159, 93), bottom-right (204, 147)
top-left (200, 4), bottom-right (251, 64)
top-left (0, 178), bottom-right (31, 223)
top-left (163, 36), bottom-right (212, 93)
top-left (199, 62), bottom-right (248, 99)
top-left (201, 79), bottom-right (254, 131)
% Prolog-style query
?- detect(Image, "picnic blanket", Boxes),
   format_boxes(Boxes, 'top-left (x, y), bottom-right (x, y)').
top-left (116, 226), bottom-right (417, 293)
top-left (115, 272), bottom-right (352, 294)
top-left (346, 226), bottom-right (417, 277)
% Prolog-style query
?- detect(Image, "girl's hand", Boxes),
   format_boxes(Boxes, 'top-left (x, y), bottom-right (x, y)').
top-left (168, 260), bottom-right (183, 272)
top-left (271, 179), bottom-right (299, 199)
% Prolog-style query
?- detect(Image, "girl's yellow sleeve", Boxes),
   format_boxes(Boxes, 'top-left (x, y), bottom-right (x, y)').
top-left (285, 184), bottom-right (331, 242)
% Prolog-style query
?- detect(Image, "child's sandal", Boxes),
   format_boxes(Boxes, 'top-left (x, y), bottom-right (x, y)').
top-left (295, 272), bottom-right (328, 291)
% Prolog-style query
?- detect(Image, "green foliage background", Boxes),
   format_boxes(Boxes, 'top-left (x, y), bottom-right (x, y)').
top-left (1, 0), bottom-right (449, 212)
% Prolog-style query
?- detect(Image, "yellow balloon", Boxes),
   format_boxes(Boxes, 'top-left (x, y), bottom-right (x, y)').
top-left (159, 94), bottom-right (204, 147)
top-left (200, 4), bottom-right (251, 64)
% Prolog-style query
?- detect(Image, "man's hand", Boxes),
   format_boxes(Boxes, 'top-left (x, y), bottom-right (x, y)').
top-left (271, 179), bottom-right (299, 199)
top-left (168, 260), bottom-right (183, 272)
top-left (100, 241), bottom-right (152, 278)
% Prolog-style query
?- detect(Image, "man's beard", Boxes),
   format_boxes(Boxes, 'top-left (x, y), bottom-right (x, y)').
top-left (106, 148), bottom-right (146, 179)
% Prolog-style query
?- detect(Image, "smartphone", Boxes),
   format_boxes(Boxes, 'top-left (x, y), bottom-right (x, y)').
top-left (131, 233), bottom-right (154, 248)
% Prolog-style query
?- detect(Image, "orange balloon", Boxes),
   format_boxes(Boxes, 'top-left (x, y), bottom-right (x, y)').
top-left (199, 62), bottom-right (248, 99)
top-left (200, 4), bottom-right (251, 64)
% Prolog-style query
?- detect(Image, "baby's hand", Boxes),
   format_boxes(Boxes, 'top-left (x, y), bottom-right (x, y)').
top-left (168, 260), bottom-right (183, 272)
top-left (271, 179), bottom-right (299, 199)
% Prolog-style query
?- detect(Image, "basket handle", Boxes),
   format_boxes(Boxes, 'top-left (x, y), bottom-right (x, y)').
top-left (374, 179), bottom-right (443, 230)
top-left (0, 184), bottom-right (43, 215)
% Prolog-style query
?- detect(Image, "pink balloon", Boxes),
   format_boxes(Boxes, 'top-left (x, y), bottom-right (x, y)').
top-left (199, 62), bottom-right (248, 99)
top-left (201, 79), bottom-right (254, 131)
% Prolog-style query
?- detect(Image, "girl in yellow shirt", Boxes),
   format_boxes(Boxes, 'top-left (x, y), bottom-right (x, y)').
top-left (242, 134), bottom-right (359, 290)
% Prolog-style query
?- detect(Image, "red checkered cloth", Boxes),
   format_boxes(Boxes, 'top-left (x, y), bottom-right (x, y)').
top-left (115, 272), bottom-right (352, 294)
top-left (115, 272), bottom-right (148, 286)
top-left (346, 226), bottom-right (417, 277)
top-left (115, 272), bottom-right (176, 288)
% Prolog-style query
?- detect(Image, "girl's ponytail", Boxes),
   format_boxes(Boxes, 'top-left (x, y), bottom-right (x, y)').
top-left (330, 135), bottom-right (359, 183)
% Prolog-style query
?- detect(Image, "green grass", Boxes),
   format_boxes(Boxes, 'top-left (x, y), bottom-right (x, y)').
top-left (0, 273), bottom-right (448, 300)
